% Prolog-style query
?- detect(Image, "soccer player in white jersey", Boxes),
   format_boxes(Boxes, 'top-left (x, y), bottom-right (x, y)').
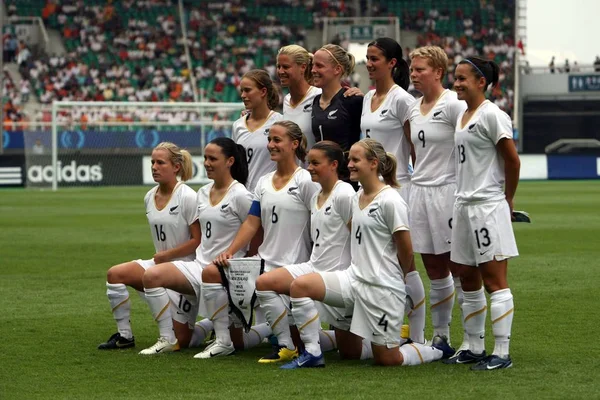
top-left (360, 37), bottom-right (426, 345)
top-left (200, 121), bottom-right (319, 362)
top-left (443, 57), bottom-right (520, 370)
top-left (407, 46), bottom-right (469, 351)
top-left (287, 138), bottom-right (454, 367)
top-left (254, 141), bottom-right (355, 369)
top-left (98, 142), bottom-right (201, 353)
top-left (232, 69), bottom-right (283, 192)
top-left (278, 44), bottom-right (362, 151)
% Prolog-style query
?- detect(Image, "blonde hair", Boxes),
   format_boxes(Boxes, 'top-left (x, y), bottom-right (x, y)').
top-left (409, 46), bottom-right (449, 76)
top-left (278, 45), bottom-right (314, 84)
top-left (154, 142), bottom-right (193, 181)
top-left (355, 138), bottom-right (398, 187)
top-left (272, 120), bottom-right (308, 163)
top-left (319, 44), bottom-right (355, 78)
top-left (242, 69), bottom-right (279, 110)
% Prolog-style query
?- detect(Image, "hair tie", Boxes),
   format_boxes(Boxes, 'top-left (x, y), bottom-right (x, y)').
top-left (320, 47), bottom-right (343, 69)
top-left (463, 59), bottom-right (486, 81)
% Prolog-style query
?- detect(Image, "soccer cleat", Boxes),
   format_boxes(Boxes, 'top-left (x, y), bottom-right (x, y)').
top-left (98, 332), bottom-right (135, 350)
top-left (471, 354), bottom-right (513, 371)
top-left (431, 335), bottom-right (456, 359)
top-left (280, 350), bottom-right (325, 369)
top-left (443, 349), bottom-right (487, 364)
top-left (258, 345), bottom-right (299, 363)
top-left (138, 337), bottom-right (180, 355)
top-left (512, 210), bottom-right (531, 223)
top-left (194, 341), bottom-right (235, 359)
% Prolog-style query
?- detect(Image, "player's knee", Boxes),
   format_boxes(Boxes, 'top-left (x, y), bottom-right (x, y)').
top-left (202, 264), bottom-right (221, 283)
top-left (107, 265), bottom-right (125, 284)
top-left (255, 274), bottom-right (273, 291)
top-left (289, 277), bottom-right (311, 298)
top-left (142, 268), bottom-right (161, 288)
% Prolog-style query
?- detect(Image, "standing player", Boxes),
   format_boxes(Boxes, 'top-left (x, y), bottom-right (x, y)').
top-left (444, 57), bottom-right (520, 370)
top-left (360, 37), bottom-right (426, 345)
top-left (286, 138), bottom-right (453, 367)
top-left (278, 44), bottom-right (362, 150)
top-left (232, 69), bottom-right (283, 192)
top-left (138, 138), bottom-right (271, 355)
top-left (311, 44), bottom-right (363, 153)
top-left (256, 141), bottom-right (358, 369)
top-left (407, 46), bottom-right (469, 350)
top-left (197, 121), bottom-right (319, 362)
top-left (98, 142), bottom-right (200, 352)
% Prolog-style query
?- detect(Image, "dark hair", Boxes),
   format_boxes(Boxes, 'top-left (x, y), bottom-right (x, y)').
top-left (311, 140), bottom-right (346, 178)
top-left (368, 37), bottom-right (410, 91)
top-left (242, 69), bottom-right (280, 110)
top-left (272, 120), bottom-right (307, 162)
top-left (209, 137), bottom-right (249, 186)
top-left (459, 56), bottom-right (500, 91)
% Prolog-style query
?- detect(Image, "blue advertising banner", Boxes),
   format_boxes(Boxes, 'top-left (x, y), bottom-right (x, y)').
top-left (547, 155), bottom-right (600, 179)
top-left (568, 75), bottom-right (600, 92)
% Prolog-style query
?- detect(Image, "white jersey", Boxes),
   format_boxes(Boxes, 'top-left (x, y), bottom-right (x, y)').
top-left (196, 181), bottom-right (253, 268)
top-left (455, 100), bottom-right (513, 203)
top-left (232, 111), bottom-right (283, 192)
top-left (254, 167), bottom-right (320, 270)
top-left (309, 180), bottom-right (355, 272)
top-left (361, 85), bottom-right (415, 184)
top-left (283, 86), bottom-right (321, 150)
top-left (144, 183), bottom-right (198, 262)
top-left (348, 186), bottom-right (409, 293)
top-left (409, 89), bottom-right (467, 186)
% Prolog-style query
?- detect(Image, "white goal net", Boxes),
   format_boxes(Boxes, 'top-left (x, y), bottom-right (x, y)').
top-left (23, 101), bottom-right (245, 190)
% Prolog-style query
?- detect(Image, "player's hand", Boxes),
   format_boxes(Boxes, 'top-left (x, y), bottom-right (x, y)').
top-left (343, 87), bottom-right (364, 97)
top-left (240, 109), bottom-right (250, 118)
top-left (214, 252), bottom-right (233, 267)
top-left (153, 251), bottom-right (170, 264)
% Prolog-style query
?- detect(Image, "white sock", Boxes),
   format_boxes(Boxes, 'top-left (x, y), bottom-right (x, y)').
top-left (430, 274), bottom-right (455, 340)
top-left (254, 306), bottom-right (267, 325)
top-left (319, 330), bottom-right (337, 352)
top-left (454, 278), bottom-right (469, 349)
top-left (144, 287), bottom-right (176, 342)
top-left (490, 288), bottom-right (514, 358)
top-left (462, 287), bottom-right (487, 355)
top-left (256, 290), bottom-right (294, 350)
top-left (189, 318), bottom-right (214, 348)
top-left (202, 282), bottom-right (231, 346)
top-left (290, 296), bottom-right (321, 355)
top-left (405, 271), bottom-right (426, 344)
top-left (107, 282), bottom-right (132, 339)
top-left (400, 343), bottom-right (444, 366)
top-left (243, 323), bottom-right (272, 349)
top-left (361, 339), bottom-right (373, 360)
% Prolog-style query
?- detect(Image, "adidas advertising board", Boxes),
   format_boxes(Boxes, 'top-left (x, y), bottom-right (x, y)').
top-left (0, 154), bottom-right (25, 187)
top-left (142, 156), bottom-right (208, 184)
top-left (218, 258), bottom-right (264, 332)
top-left (26, 155), bottom-right (144, 187)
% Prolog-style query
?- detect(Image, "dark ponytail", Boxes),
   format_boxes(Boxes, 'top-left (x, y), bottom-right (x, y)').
top-left (209, 137), bottom-right (249, 186)
top-left (459, 56), bottom-right (500, 91)
top-left (311, 140), bottom-right (346, 179)
top-left (368, 37), bottom-right (410, 91)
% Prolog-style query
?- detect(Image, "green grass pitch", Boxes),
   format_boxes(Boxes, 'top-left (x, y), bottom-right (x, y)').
top-left (1, 181), bottom-right (599, 399)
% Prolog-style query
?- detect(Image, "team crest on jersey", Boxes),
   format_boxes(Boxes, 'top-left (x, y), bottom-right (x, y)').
top-left (220, 203), bottom-right (229, 212)
top-left (468, 123), bottom-right (478, 133)
top-left (380, 109), bottom-right (389, 117)
top-left (432, 110), bottom-right (443, 120)
top-left (287, 186), bottom-right (299, 195)
top-left (328, 109), bottom-right (338, 119)
top-left (324, 206), bottom-right (332, 215)
top-left (367, 206), bottom-right (379, 217)
top-left (169, 205), bottom-right (180, 215)
top-left (303, 104), bottom-right (313, 113)
top-left (264, 128), bottom-right (270, 136)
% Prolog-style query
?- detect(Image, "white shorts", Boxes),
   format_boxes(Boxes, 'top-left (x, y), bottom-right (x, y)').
top-left (320, 270), bottom-right (405, 347)
top-left (409, 183), bottom-right (456, 255)
top-left (450, 200), bottom-right (519, 266)
top-left (284, 261), bottom-right (314, 279)
top-left (397, 181), bottom-right (411, 204)
top-left (134, 258), bottom-right (202, 327)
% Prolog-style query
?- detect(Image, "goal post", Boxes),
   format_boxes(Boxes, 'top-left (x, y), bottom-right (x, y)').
top-left (27, 101), bottom-right (246, 190)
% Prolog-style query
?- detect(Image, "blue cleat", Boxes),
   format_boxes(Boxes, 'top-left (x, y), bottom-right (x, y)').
top-left (471, 354), bottom-right (513, 371)
top-left (431, 335), bottom-right (456, 359)
top-left (443, 349), bottom-right (487, 365)
top-left (280, 350), bottom-right (325, 369)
